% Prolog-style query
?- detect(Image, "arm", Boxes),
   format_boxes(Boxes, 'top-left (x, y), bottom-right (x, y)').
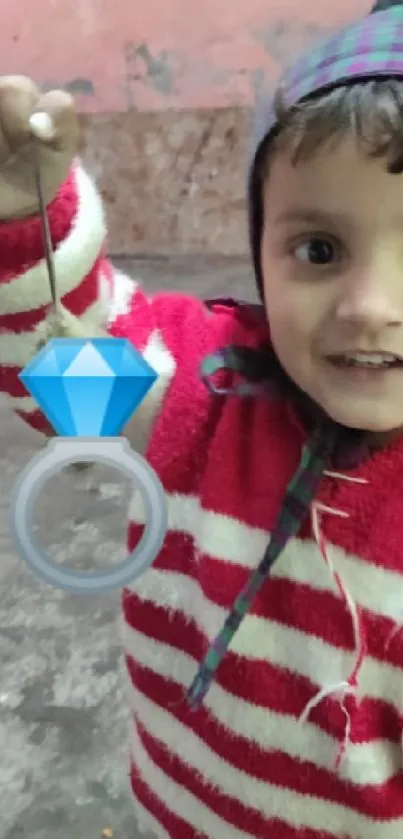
top-left (0, 162), bottom-right (176, 453)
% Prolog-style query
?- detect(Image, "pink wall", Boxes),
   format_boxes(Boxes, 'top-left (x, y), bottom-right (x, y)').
top-left (1, 0), bottom-right (369, 113)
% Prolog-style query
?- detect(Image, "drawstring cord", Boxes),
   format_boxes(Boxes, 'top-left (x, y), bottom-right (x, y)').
top-left (300, 472), bottom-right (368, 769)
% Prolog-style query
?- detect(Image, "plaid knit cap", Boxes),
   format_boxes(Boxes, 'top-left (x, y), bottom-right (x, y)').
top-left (188, 0), bottom-right (403, 710)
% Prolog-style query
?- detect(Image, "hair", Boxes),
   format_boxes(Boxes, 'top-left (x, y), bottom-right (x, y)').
top-left (259, 78), bottom-right (403, 177)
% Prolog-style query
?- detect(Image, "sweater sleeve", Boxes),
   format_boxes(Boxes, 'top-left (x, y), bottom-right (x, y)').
top-left (0, 161), bottom-right (214, 451)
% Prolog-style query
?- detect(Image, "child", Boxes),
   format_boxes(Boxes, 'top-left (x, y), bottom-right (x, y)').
top-left (1, 0), bottom-right (403, 835)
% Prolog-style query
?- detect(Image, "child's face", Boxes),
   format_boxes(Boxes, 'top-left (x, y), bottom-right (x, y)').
top-left (261, 134), bottom-right (403, 434)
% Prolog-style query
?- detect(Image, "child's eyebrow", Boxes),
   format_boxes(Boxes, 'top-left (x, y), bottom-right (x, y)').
top-left (273, 208), bottom-right (349, 228)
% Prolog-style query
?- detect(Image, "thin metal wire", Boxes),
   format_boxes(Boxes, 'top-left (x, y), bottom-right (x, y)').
top-left (33, 144), bottom-right (58, 309)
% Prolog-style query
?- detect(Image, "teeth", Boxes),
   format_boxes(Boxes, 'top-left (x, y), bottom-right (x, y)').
top-left (343, 352), bottom-right (398, 367)
top-left (347, 353), bottom-right (393, 363)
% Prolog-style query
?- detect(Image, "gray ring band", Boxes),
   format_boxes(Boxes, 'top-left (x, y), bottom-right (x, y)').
top-left (10, 437), bottom-right (168, 594)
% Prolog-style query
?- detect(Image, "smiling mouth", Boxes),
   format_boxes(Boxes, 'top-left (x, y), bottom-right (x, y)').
top-left (327, 352), bottom-right (403, 369)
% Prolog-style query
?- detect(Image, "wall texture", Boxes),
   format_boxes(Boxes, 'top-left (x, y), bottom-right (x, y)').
top-left (2, 0), bottom-right (369, 255)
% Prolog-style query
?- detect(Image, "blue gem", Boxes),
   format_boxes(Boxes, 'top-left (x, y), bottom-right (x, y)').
top-left (19, 338), bottom-right (158, 437)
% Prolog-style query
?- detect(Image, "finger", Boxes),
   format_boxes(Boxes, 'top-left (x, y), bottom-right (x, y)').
top-left (0, 76), bottom-right (40, 159)
top-left (34, 89), bottom-right (79, 153)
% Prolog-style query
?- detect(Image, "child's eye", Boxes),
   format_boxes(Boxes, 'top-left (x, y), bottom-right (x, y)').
top-left (293, 237), bottom-right (337, 265)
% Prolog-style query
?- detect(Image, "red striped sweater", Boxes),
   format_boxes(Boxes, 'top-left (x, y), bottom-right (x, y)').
top-left (1, 164), bottom-right (403, 839)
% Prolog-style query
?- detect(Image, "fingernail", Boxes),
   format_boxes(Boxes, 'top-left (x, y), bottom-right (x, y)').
top-left (29, 112), bottom-right (54, 141)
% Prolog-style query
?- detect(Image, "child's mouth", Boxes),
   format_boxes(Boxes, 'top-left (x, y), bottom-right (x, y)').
top-left (327, 351), bottom-right (403, 370)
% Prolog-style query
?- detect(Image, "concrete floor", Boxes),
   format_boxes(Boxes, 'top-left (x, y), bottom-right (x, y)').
top-left (0, 256), bottom-right (256, 839)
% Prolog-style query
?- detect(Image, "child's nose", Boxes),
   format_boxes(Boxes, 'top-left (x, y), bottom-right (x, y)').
top-left (335, 279), bottom-right (403, 329)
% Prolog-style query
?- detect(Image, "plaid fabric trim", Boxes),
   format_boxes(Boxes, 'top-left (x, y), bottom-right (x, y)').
top-left (189, 342), bottom-right (342, 708)
top-left (200, 347), bottom-right (280, 397)
top-left (201, 348), bottom-right (263, 397)
top-left (187, 421), bottom-right (339, 709)
top-left (283, 8), bottom-right (403, 109)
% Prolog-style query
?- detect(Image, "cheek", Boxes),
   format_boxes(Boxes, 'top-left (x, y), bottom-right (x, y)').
top-left (263, 272), bottom-right (329, 361)
top-left (264, 286), bottom-right (307, 351)
top-left (266, 298), bottom-right (317, 390)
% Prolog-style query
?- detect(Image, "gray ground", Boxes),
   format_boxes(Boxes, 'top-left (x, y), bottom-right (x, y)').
top-left (0, 256), bottom-right (255, 839)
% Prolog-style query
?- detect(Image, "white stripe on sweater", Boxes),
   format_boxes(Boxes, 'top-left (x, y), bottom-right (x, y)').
top-left (0, 277), bottom-right (111, 369)
top-left (130, 721), bottom-right (257, 839)
top-left (122, 619), bottom-right (401, 787)
top-left (128, 491), bottom-right (403, 624)
top-left (107, 269), bottom-right (138, 324)
top-left (125, 566), bottom-right (403, 710)
top-left (129, 696), bottom-right (402, 838)
top-left (0, 165), bottom-right (105, 314)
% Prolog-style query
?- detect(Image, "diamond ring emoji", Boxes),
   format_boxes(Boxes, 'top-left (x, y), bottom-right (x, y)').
top-left (10, 336), bottom-right (168, 594)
